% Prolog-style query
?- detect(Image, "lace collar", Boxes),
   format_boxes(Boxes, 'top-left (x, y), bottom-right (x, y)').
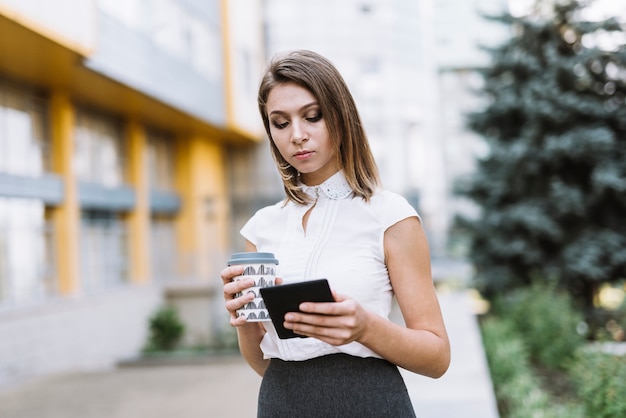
top-left (299, 171), bottom-right (353, 201)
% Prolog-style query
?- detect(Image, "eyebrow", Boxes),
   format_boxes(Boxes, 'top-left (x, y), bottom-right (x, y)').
top-left (268, 101), bottom-right (319, 117)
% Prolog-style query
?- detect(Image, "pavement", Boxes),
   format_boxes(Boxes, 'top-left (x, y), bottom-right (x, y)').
top-left (0, 261), bottom-right (499, 418)
top-left (398, 290), bottom-right (499, 418)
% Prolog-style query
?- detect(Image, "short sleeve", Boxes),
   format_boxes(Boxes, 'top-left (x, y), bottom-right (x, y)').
top-left (239, 201), bottom-right (285, 248)
top-left (381, 191), bottom-right (420, 230)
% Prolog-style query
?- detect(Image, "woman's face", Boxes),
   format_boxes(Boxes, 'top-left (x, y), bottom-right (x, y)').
top-left (266, 82), bottom-right (338, 186)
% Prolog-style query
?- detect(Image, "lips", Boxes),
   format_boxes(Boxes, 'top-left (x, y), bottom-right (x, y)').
top-left (294, 150), bottom-right (314, 160)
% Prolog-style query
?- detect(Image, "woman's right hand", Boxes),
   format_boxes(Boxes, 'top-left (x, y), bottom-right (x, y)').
top-left (221, 264), bottom-right (256, 327)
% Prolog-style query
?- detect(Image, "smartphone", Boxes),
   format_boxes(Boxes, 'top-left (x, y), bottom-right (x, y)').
top-left (259, 279), bottom-right (334, 339)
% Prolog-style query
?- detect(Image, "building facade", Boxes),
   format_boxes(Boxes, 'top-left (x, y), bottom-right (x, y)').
top-left (0, 0), bottom-right (265, 387)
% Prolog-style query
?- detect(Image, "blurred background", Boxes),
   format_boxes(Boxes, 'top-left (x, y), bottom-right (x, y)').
top-left (0, 0), bottom-right (624, 404)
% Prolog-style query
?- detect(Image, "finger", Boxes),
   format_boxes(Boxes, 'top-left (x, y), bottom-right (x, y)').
top-left (298, 300), bottom-right (345, 315)
top-left (230, 315), bottom-right (248, 327)
top-left (296, 291), bottom-right (343, 313)
top-left (285, 311), bottom-right (342, 327)
top-left (224, 290), bottom-right (255, 312)
top-left (220, 265), bottom-right (244, 284)
top-left (331, 291), bottom-right (345, 302)
top-left (223, 277), bottom-right (255, 296)
top-left (285, 319), bottom-right (351, 343)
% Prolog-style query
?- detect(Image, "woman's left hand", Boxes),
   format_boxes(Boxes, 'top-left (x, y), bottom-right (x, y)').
top-left (282, 292), bottom-right (372, 346)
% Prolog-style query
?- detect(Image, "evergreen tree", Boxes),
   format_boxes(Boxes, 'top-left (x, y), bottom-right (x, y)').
top-left (457, 0), bottom-right (626, 308)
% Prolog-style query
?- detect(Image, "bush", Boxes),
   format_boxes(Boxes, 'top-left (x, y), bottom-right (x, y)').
top-left (482, 318), bottom-right (551, 417)
top-left (481, 317), bottom-right (584, 418)
top-left (569, 350), bottom-right (626, 418)
top-left (481, 318), bottom-right (526, 383)
top-left (144, 305), bottom-right (185, 352)
top-left (494, 283), bottom-right (585, 370)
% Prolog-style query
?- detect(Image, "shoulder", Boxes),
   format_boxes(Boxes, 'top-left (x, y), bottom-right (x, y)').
top-left (248, 200), bottom-right (288, 224)
top-left (240, 200), bottom-right (289, 245)
top-left (371, 189), bottom-right (413, 205)
top-left (369, 189), bottom-right (420, 227)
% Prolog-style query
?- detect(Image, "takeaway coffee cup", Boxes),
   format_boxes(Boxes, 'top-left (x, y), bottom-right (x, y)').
top-left (227, 252), bottom-right (278, 322)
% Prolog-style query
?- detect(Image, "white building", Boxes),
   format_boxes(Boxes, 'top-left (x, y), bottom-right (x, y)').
top-left (427, 0), bottom-right (510, 256)
top-left (264, 0), bottom-right (425, 199)
top-left (262, 0), bottom-right (509, 256)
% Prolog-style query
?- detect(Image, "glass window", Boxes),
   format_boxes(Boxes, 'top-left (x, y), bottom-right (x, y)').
top-left (0, 80), bottom-right (49, 176)
top-left (0, 197), bottom-right (56, 308)
top-left (74, 109), bottom-right (125, 187)
top-left (150, 214), bottom-right (177, 282)
top-left (80, 210), bottom-right (128, 293)
top-left (147, 130), bottom-right (175, 191)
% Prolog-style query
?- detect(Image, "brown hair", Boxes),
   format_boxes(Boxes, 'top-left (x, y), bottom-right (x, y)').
top-left (258, 50), bottom-right (380, 204)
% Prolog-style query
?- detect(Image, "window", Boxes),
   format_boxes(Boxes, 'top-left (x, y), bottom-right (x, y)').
top-left (0, 81), bottom-right (55, 309)
top-left (80, 210), bottom-right (128, 292)
top-left (150, 214), bottom-right (177, 282)
top-left (0, 197), bottom-right (55, 308)
top-left (0, 80), bottom-right (49, 176)
top-left (147, 130), bottom-right (175, 191)
top-left (74, 109), bottom-right (125, 187)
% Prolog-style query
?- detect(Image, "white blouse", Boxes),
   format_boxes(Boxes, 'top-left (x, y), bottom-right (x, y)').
top-left (240, 171), bottom-right (419, 361)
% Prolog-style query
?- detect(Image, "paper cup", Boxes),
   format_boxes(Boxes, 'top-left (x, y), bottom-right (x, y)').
top-left (227, 252), bottom-right (278, 322)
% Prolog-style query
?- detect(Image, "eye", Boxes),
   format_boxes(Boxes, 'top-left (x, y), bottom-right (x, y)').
top-left (306, 113), bottom-right (322, 123)
top-left (271, 120), bottom-right (289, 129)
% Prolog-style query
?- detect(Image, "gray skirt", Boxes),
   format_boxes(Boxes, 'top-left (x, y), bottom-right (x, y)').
top-left (257, 353), bottom-right (416, 418)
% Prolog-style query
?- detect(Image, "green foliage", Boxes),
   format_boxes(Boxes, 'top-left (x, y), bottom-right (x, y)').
top-left (569, 350), bottom-right (626, 418)
top-left (494, 284), bottom-right (585, 370)
top-left (144, 305), bottom-right (185, 352)
top-left (481, 282), bottom-right (626, 417)
top-left (456, 0), bottom-right (626, 307)
top-left (481, 318), bottom-right (526, 384)
top-left (481, 317), bottom-right (584, 418)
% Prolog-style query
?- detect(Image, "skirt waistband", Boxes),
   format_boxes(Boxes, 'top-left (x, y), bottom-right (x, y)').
top-left (258, 353), bottom-right (416, 418)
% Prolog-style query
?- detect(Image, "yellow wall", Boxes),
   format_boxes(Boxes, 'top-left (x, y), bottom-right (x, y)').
top-left (48, 91), bottom-right (80, 295)
top-left (125, 121), bottom-right (150, 284)
top-left (174, 135), bottom-right (230, 281)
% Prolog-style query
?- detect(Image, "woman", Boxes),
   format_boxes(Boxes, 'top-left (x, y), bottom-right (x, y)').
top-left (222, 50), bottom-right (450, 417)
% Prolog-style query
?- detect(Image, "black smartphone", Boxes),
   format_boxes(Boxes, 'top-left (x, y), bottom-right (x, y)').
top-left (260, 279), bottom-right (334, 339)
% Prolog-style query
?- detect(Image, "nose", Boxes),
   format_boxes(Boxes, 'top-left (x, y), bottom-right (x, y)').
top-left (291, 120), bottom-right (307, 144)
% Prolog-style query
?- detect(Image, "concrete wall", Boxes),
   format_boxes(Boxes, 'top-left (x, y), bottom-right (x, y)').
top-left (0, 286), bottom-right (161, 388)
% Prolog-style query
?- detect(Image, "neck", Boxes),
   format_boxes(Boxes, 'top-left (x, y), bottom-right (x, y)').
top-left (300, 169), bottom-right (340, 187)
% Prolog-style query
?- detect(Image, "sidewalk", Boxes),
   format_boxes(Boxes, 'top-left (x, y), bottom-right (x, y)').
top-left (397, 290), bottom-right (499, 418)
top-left (0, 355), bottom-right (262, 418)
